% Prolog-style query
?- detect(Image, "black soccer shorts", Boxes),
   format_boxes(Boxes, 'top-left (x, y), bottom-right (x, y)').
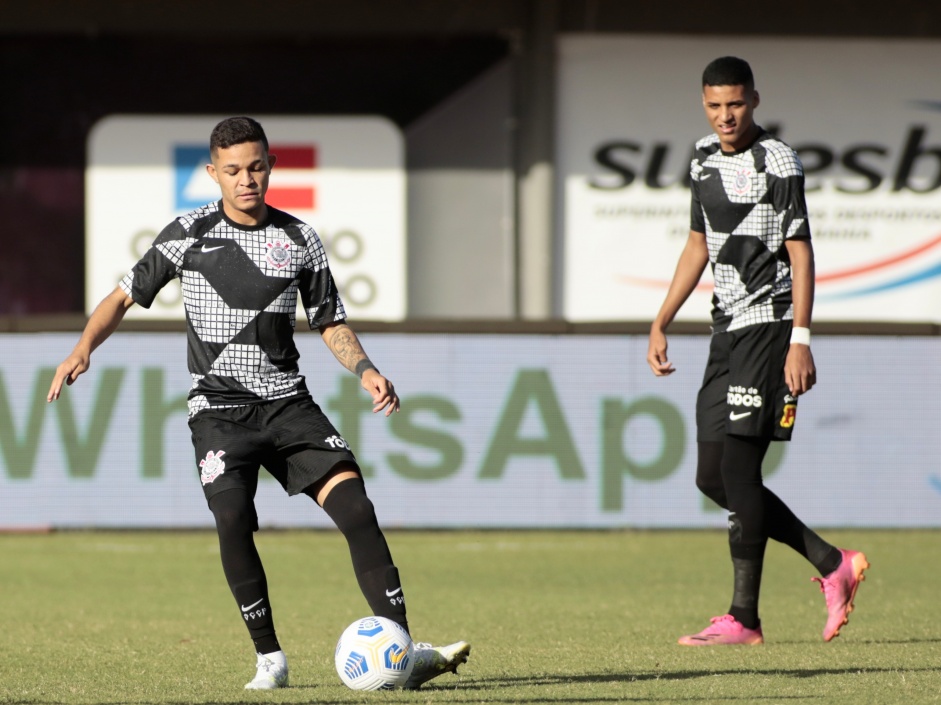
top-left (696, 321), bottom-right (798, 442)
top-left (188, 394), bottom-right (359, 505)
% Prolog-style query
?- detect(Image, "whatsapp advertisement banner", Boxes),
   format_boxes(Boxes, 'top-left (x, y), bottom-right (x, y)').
top-left (1, 333), bottom-right (938, 528)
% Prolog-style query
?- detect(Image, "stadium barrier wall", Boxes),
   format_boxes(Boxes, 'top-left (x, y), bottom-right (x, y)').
top-left (1, 331), bottom-right (938, 529)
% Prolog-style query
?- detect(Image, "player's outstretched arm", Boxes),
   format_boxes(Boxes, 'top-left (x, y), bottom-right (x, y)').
top-left (784, 238), bottom-right (817, 396)
top-left (319, 321), bottom-right (400, 416)
top-left (47, 287), bottom-right (135, 402)
top-left (647, 230), bottom-right (709, 377)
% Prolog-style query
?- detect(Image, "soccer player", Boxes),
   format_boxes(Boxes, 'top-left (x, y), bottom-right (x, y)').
top-left (646, 58), bottom-right (869, 645)
top-left (47, 117), bottom-right (470, 688)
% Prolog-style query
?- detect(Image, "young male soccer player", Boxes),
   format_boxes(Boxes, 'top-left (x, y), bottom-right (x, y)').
top-left (48, 116), bottom-right (470, 687)
top-left (646, 57), bottom-right (869, 645)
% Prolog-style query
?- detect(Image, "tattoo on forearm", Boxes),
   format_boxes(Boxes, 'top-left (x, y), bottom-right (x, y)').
top-left (354, 359), bottom-right (378, 378)
top-left (327, 325), bottom-right (375, 376)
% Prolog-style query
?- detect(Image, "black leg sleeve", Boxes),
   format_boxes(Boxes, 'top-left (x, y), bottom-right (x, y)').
top-left (210, 488), bottom-right (280, 654)
top-left (316, 477), bottom-right (410, 634)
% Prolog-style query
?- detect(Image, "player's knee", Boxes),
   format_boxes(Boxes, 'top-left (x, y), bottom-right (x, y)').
top-left (695, 441), bottom-right (726, 506)
top-left (209, 489), bottom-right (257, 535)
top-left (322, 478), bottom-right (379, 535)
top-left (695, 475), bottom-right (727, 507)
top-left (337, 493), bottom-right (378, 534)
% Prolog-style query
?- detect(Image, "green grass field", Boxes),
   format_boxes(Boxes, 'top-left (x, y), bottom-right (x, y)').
top-left (1, 529), bottom-right (938, 704)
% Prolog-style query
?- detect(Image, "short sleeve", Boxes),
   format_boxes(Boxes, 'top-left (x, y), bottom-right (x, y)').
top-left (298, 227), bottom-right (347, 329)
top-left (119, 220), bottom-right (188, 308)
top-left (766, 147), bottom-right (811, 241)
top-left (690, 158), bottom-right (706, 233)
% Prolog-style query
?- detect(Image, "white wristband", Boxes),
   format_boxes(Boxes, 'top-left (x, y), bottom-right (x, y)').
top-left (790, 327), bottom-right (811, 346)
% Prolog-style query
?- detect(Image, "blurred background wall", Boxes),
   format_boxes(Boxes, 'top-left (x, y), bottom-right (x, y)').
top-left (3, 0), bottom-right (940, 326)
top-left (3, 1), bottom-right (941, 528)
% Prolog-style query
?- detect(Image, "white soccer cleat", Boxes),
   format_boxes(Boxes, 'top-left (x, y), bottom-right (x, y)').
top-left (401, 641), bottom-right (471, 690)
top-left (244, 650), bottom-right (289, 690)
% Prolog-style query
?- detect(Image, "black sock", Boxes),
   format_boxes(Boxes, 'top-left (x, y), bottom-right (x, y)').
top-left (317, 477), bottom-right (409, 633)
top-left (762, 488), bottom-right (842, 575)
top-left (721, 436), bottom-right (770, 630)
top-left (232, 580), bottom-right (280, 655)
top-left (698, 441), bottom-right (841, 575)
top-left (728, 554), bottom-right (764, 630)
top-left (210, 489), bottom-right (281, 654)
top-left (815, 545), bottom-right (843, 577)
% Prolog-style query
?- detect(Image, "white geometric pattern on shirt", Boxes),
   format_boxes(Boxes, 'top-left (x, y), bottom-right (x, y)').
top-left (177, 201), bottom-right (221, 229)
top-left (206, 343), bottom-right (300, 399)
top-left (182, 271), bottom-right (262, 344)
top-left (121, 202), bottom-right (345, 417)
top-left (692, 131), bottom-right (808, 331)
top-left (155, 236), bottom-right (195, 269)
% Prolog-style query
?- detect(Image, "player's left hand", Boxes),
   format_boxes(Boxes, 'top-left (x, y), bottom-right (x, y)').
top-left (361, 369), bottom-right (400, 416)
top-left (784, 344), bottom-right (816, 396)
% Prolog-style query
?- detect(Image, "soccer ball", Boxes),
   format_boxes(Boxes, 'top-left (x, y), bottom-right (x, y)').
top-left (334, 616), bottom-right (414, 690)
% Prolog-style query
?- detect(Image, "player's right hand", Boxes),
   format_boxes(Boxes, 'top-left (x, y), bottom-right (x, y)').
top-left (46, 351), bottom-right (90, 402)
top-left (647, 329), bottom-right (675, 377)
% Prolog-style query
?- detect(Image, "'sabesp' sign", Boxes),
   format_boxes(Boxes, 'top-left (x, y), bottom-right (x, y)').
top-left (559, 36), bottom-right (941, 323)
top-left (589, 124), bottom-right (941, 195)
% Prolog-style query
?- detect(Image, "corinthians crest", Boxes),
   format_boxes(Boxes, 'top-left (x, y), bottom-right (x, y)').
top-left (265, 239), bottom-right (292, 269)
top-left (732, 168), bottom-right (753, 196)
top-left (199, 449), bottom-right (226, 485)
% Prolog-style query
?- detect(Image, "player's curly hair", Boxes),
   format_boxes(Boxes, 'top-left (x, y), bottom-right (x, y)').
top-left (209, 116), bottom-right (269, 155)
top-left (702, 57), bottom-right (754, 91)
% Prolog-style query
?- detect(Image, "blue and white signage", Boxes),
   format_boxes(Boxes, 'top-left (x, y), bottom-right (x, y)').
top-left (86, 115), bottom-right (406, 321)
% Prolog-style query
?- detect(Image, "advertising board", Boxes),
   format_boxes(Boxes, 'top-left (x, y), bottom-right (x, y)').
top-left (2, 334), bottom-right (938, 528)
top-left (86, 115), bottom-right (406, 321)
top-left (559, 36), bottom-right (941, 323)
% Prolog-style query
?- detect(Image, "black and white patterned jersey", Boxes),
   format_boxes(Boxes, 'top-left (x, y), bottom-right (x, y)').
top-left (119, 201), bottom-right (346, 417)
top-left (690, 129), bottom-right (811, 333)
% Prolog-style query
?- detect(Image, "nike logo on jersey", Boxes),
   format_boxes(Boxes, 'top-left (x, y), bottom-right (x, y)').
top-left (729, 411), bottom-right (752, 421)
top-left (201, 244), bottom-right (225, 253)
top-left (385, 587), bottom-right (403, 597)
top-left (241, 598), bottom-right (265, 612)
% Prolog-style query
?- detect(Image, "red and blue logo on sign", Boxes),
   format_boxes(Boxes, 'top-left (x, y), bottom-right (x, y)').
top-left (813, 233), bottom-right (941, 302)
top-left (266, 145), bottom-right (317, 210)
top-left (174, 144), bottom-right (318, 212)
top-left (615, 232), bottom-right (941, 303)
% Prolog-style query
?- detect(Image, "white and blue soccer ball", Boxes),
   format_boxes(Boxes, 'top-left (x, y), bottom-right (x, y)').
top-left (335, 616), bottom-right (414, 690)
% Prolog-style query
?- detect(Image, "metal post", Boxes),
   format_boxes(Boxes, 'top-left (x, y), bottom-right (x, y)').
top-left (514, 0), bottom-right (558, 319)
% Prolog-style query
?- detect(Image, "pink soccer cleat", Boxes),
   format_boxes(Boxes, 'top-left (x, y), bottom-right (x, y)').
top-left (677, 614), bottom-right (764, 646)
top-left (812, 548), bottom-right (870, 642)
